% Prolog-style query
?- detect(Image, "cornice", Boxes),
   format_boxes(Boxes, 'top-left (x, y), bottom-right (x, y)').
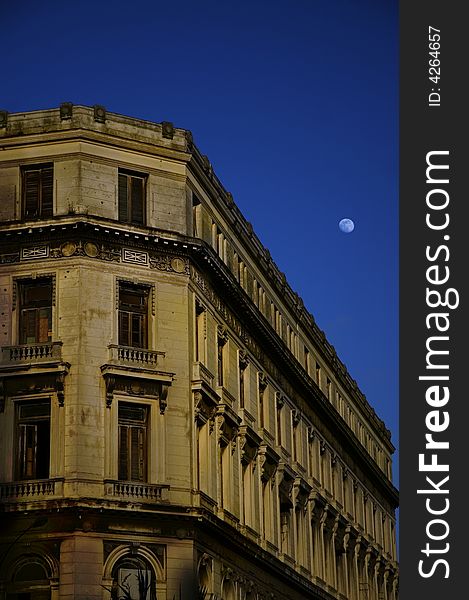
top-left (0, 127), bottom-right (190, 163)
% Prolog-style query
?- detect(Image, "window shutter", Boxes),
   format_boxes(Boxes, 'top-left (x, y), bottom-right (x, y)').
top-left (131, 313), bottom-right (145, 348)
top-left (118, 426), bottom-right (129, 480)
top-left (36, 420), bottom-right (50, 478)
top-left (24, 170), bottom-right (40, 217)
top-left (130, 426), bottom-right (145, 481)
top-left (119, 311), bottom-right (130, 346)
top-left (20, 309), bottom-right (38, 344)
top-left (19, 423), bottom-right (37, 479)
top-left (41, 166), bottom-right (53, 216)
top-left (131, 176), bottom-right (144, 224)
top-left (118, 173), bottom-right (129, 221)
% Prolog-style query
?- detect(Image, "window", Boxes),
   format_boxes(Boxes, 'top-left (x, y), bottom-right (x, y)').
top-left (276, 401), bottom-right (283, 446)
top-left (16, 400), bottom-right (50, 480)
top-left (111, 556), bottom-right (155, 600)
top-left (192, 194), bottom-right (201, 237)
top-left (19, 278), bottom-right (53, 344)
top-left (22, 164), bottom-right (53, 219)
top-left (304, 346), bottom-right (310, 375)
top-left (195, 301), bottom-right (206, 363)
top-left (118, 283), bottom-right (149, 348)
top-left (217, 335), bottom-right (226, 387)
top-left (258, 375), bottom-right (267, 429)
top-left (238, 354), bottom-right (248, 408)
top-left (118, 170), bottom-right (146, 224)
top-left (118, 403), bottom-right (148, 482)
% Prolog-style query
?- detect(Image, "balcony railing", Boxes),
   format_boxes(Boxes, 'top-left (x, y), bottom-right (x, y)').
top-left (0, 478), bottom-right (64, 500)
top-left (108, 344), bottom-right (165, 368)
top-left (104, 480), bottom-right (169, 502)
top-left (0, 341), bottom-right (63, 365)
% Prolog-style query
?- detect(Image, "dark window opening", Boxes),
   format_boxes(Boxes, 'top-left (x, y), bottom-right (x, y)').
top-left (239, 364), bottom-right (245, 408)
top-left (16, 401), bottom-right (50, 480)
top-left (192, 194), bottom-right (201, 237)
top-left (118, 403), bottom-right (148, 482)
top-left (22, 164), bottom-right (53, 219)
top-left (217, 340), bottom-right (224, 387)
top-left (118, 170), bottom-right (146, 225)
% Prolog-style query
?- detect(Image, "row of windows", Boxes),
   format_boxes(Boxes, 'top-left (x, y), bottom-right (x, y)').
top-left (196, 301), bottom-right (391, 478)
top-left (13, 274), bottom-right (390, 477)
top-left (196, 415), bottom-right (395, 559)
top-left (14, 277), bottom-right (149, 349)
top-left (20, 163), bottom-right (146, 224)
top-left (12, 398), bottom-right (142, 482)
top-left (12, 391), bottom-right (392, 551)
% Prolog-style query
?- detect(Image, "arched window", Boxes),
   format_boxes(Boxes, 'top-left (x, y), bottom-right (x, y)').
top-left (109, 557), bottom-right (156, 600)
top-left (6, 558), bottom-right (52, 600)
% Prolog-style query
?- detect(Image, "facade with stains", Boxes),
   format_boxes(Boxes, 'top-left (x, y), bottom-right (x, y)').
top-left (0, 105), bottom-right (398, 600)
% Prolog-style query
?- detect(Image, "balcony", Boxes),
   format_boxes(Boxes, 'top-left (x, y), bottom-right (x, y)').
top-left (101, 346), bottom-right (173, 410)
top-left (0, 341), bottom-right (63, 366)
top-left (0, 478), bottom-right (64, 501)
top-left (108, 344), bottom-right (165, 368)
top-left (104, 480), bottom-right (169, 502)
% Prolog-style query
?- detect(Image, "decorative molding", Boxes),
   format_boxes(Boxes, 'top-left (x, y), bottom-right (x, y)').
top-left (55, 371), bottom-right (66, 407)
top-left (217, 325), bottom-right (228, 346)
top-left (0, 110), bottom-right (8, 128)
top-left (101, 368), bottom-right (173, 410)
top-left (161, 121), bottom-right (174, 139)
top-left (238, 350), bottom-right (249, 371)
top-left (123, 248), bottom-right (148, 265)
top-left (258, 372), bottom-right (268, 391)
top-left (275, 392), bottom-right (285, 409)
top-left (104, 374), bottom-right (116, 408)
top-left (0, 252), bottom-right (20, 264)
top-left (21, 245), bottom-right (49, 260)
top-left (60, 102), bottom-right (73, 120)
top-left (292, 409), bottom-right (300, 427)
top-left (94, 104), bottom-right (106, 123)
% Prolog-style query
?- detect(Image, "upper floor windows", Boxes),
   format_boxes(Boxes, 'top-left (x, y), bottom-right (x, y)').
top-left (16, 399), bottom-right (51, 480)
top-left (22, 163), bottom-right (53, 219)
top-left (118, 283), bottom-right (149, 348)
top-left (19, 278), bottom-right (53, 344)
top-left (118, 169), bottom-right (146, 225)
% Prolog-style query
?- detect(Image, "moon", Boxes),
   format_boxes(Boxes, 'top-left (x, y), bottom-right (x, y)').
top-left (338, 218), bottom-right (355, 233)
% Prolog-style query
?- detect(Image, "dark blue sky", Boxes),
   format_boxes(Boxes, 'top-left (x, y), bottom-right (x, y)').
top-left (2, 0), bottom-right (398, 480)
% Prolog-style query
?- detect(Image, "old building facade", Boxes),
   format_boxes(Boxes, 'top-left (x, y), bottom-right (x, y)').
top-left (0, 105), bottom-right (398, 600)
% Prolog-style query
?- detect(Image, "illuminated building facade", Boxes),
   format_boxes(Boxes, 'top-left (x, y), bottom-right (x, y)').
top-left (0, 105), bottom-right (398, 600)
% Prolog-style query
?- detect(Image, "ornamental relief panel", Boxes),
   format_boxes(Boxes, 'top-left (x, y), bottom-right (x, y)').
top-left (3, 240), bottom-right (189, 275)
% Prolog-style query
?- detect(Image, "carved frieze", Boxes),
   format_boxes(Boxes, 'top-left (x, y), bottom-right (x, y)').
top-left (14, 237), bottom-right (190, 276)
